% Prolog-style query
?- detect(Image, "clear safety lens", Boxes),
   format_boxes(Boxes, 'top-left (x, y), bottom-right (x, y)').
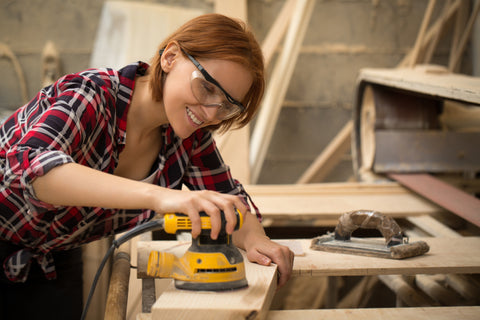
top-left (190, 70), bottom-right (243, 120)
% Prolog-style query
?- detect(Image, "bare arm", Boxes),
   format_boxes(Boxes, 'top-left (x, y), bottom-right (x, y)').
top-left (32, 162), bottom-right (248, 238)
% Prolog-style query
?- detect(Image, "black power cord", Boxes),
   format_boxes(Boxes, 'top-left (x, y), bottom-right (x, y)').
top-left (80, 218), bottom-right (164, 320)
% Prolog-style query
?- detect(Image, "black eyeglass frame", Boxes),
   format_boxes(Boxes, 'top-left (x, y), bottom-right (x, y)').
top-left (159, 48), bottom-right (246, 114)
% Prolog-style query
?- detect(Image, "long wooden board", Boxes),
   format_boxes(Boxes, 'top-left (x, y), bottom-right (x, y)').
top-left (244, 182), bottom-right (443, 219)
top-left (137, 241), bottom-right (277, 320)
top-left (138, 237), bottom-right (480, 279)
top-left (294, 237), bottom-right (480, 276)
top-left (357, 66), bottom-right (480, 104)
top-left (139, 306), bottom-right (480, 320)
top-left (266, 306), bottom-right (480, 320)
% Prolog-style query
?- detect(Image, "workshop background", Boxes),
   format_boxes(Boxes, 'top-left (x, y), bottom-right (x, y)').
top-left (1, 0), bottom-right (478, 185)
top-left (1, 1), bottom-right (480, 318)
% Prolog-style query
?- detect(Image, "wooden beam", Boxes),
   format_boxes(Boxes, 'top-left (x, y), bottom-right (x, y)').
top-left (408, 0), bottom-right (437, 67)
top-left (250, 0), bottom-right (315, 183)
top-left (449, 0), bottom-right (480, 71)
top-left (243, 182), bottom-right (443, 220)
top-left (389, 173), bottom-right (480, 228)
top-left (261, 0), bottom-right (296, 67)
top-left (266, 307), bottom-right (480, 320)
top-left (140, 306), bottom-right (480, 320)
top-left (397, 0), bottom-right (462, 67)
top-left (136, 241), bottom-right (277, 320)
top-left (296, 120), bottom-right (353, 183)
top-left (358, 66), bottom-right (480, 104)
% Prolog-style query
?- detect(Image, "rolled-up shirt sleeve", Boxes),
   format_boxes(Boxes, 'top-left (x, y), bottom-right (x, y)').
top-left (1, 73), bottom-right (111, 211)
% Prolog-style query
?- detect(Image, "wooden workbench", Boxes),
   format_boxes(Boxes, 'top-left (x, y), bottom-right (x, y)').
top-left (137, 237), bottom-right (480, 278)
top-left (134, 237), bottom-right (480, 319)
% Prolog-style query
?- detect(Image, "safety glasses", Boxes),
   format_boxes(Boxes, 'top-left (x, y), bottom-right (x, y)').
top-left (160, 48), bottom-right (246, 120)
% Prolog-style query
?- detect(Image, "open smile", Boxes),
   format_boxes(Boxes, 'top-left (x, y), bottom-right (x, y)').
top-left (186, 107), bottom-right (204, 126)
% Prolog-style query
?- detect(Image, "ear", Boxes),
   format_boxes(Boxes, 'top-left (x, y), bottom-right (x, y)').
top-left (160, 41), bottom-right (181, 73)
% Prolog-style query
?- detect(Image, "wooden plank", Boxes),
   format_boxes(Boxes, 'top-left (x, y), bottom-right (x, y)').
top-left (136, 241), bottom-right (277, 320)
top-left (266, 306), bottom-right (480, 320)
top-left (250, 0), bottom-right (315, 183)
top-left (137, 237), bottom-right (480, 279)
top-left (389, 173), bottom-right (480, 228)
top-left (407, 0), bottom-right (437, 67)
top-left (358, 66), bottom-right (480, 104)
top-left (294, 237), bottom-right (480, 277)
top-left (374, 131), bottom-right (480, 172)
top-left (243, 182), bottom-right (443, 220)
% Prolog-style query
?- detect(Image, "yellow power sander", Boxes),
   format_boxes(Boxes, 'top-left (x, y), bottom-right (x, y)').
top-left (146, 210), bottom-right (248, 291)
top-left (81, 210), bottom-right (247, 320)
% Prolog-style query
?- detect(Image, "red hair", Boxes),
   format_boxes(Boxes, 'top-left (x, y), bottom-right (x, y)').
top-left (148, 13), bottom-right (264, 132)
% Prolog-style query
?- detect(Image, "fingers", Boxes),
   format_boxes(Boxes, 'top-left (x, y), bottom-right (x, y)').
top-left (182, 190), bottom-right (246, 240)
top-left (276, 248), bottom-right (295, 288)
top-left (246, 241), bottom-right (294, 289)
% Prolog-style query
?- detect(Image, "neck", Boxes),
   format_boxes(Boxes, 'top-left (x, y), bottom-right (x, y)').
top-left (128, 76), bottom-right (168, 138)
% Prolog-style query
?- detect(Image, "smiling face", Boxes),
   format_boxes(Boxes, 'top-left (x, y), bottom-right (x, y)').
top-left (160, 44), bottom-right (253, 139)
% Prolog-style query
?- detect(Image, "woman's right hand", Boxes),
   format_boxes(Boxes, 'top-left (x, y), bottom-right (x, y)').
top-left (151, 188), bottom-right (248, 239)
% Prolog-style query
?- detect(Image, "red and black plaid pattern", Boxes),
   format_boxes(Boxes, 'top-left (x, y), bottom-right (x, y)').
top-left (0, 62), bottom-right (257, 282)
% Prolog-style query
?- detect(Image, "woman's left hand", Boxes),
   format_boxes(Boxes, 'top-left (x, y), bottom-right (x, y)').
top-left (243, 234), bottom-right (294, 289)
top-left (233, 211), bottom-right (294, 289)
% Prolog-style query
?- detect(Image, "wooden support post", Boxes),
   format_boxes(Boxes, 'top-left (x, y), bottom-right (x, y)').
top-left (449, 0), bottom-right (480, 71)
top-left (336, 276), bottom-right (379, 308)
top-left (398, 0), bottom-right (461, 67)
top-left (105, 241), bottom-right (131, 320)
top-left (378, 275), bottom-right (434, 307)
top-left (261, 0), bottom-right (296, 67)
top-left (422, 0), bottom-right (453, 63)
top-left (250, 0), bottom-right (315, 183)
top-left (407, 0), bottom-right (437, 67)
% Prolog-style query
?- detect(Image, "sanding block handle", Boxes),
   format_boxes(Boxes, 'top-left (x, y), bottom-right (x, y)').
top-left (334, 210), bottom-right (403, 246)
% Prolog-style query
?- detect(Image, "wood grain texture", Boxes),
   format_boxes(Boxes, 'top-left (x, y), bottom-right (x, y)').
top-left (138, 306), bottom-right (480, 320)
top-left (138, 237), bottom-right (480, 279)
top-left (358, 66), bottom-right (480, 104)
top-left (266, 306), bottom-right (480, 320)
top-left (137, 241), bottom-right (277, 320)
top-left (244, 182), bottom-right (443, 219)
top-left (294, 237), bottom-right (480, 276)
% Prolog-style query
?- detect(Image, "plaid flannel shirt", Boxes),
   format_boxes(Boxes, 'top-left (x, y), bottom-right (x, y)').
top-left (0, 62), bottom-right (258, 283)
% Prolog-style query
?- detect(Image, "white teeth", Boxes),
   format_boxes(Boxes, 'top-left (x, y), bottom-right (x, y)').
top-left (187, 107), bottom-right (203, 125)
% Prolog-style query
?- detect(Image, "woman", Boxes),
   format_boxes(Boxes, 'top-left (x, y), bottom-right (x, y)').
top-left (0, 13), bottom-right (294, 319)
